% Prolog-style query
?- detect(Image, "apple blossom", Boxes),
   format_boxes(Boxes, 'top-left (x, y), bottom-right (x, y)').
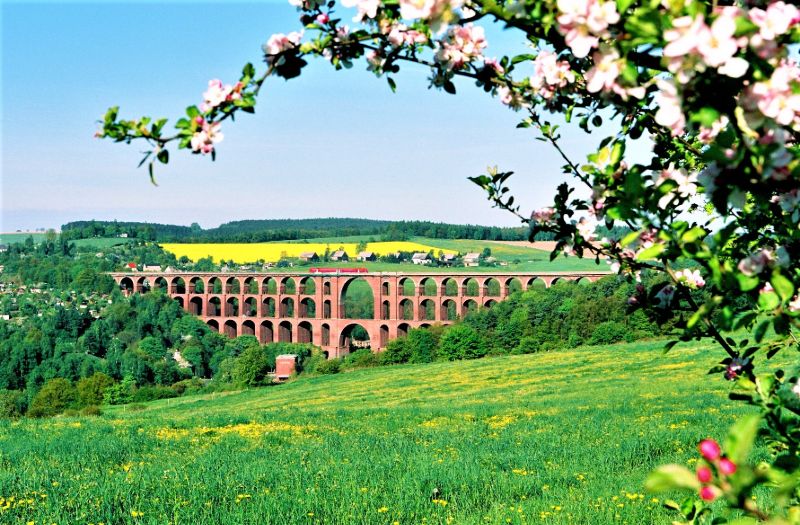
top-left (190, 121), bottom-right (223, 155)
top-left (434, 24), bottom-right (487, 70)
top-left (399, 0), bottom-right (463, 33)
top-left (792, 381), bottom-right (800, 397)
top-left (263, 31), bottom-right (303, 57)
top-left (366, 50), bottom-right (385, 75)
top-left (341, 0), bottom-right (380, 22)
top-left (699, 439), bottom-right (721, 461)
top-left (737, 249), bottom-right (774, 277)
top-left (387, 24), bottom-right (428, 47)
top-left (556, 0), bottom-right (619, 58)
top-left (749, 2), bottom-right (800, 41)
top-left (789, 295), bottom-right (800, 313)
top-left (718, 458), bottom-right (737, 476)
top-left (746, 61), bottom-right (800, 127)
top-left (697, 466), bottom-right (713, 483)
top-left (496, 86), bottom-right (530, 110)
top-left (653, 79), bottom-right (685, 136)
top-left (699, 486), bottom-right (719, 502)
top-left (531, 207), bottom-right (556, 224)
top-left (674, 268), bottom-right (705, 289)
top-left (288, 0), bottom-right (323, 9)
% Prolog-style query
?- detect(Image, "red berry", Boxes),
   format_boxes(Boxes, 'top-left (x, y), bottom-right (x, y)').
top-left (696, 466), bottom-right (712, 483)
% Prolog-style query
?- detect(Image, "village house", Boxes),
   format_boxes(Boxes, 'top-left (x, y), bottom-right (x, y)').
top-left (440, 253), bottom-right (457, 266)
top-left (411, 252), bottom-right (432, 265)
top-left (299, 251), bottom-right (319, 262)
top-left (330, 250), bottom-right (349, 262)
top-left (463, 253), bottom-right (481, 267)
top-left (143, 264), bottom-right (161, 272)
top-left (356, 251), bottom-right (376, 262)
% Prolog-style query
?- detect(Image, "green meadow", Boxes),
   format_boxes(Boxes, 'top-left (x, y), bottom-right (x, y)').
top-left (0, 340), bottom-right (755, 524)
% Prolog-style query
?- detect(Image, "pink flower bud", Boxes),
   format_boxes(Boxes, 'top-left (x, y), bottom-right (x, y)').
top-left (696, 466), bottom-right (712, 483)
top-left (699, 439), bottom-right (721, 461)
top-left (718, 458), bottom-right (736, 476)
top-left (316, 13), bottom-right (329, 24)
top-left (194, 116), bottom-right (205, 125)
top-left (699, 486), bottom-right (718, 502)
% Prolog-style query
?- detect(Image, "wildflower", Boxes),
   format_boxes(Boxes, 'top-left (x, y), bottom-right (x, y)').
top-left (378, 506), bottom-right (389, 513)
top-left (699, 439), bottom-right (721, 461)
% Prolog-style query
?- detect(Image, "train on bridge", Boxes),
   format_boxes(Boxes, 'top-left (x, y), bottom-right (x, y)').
top-left (109, 270), bottom-right (609, 358)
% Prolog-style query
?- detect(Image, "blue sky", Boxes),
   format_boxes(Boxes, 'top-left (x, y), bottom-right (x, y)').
top-left (2, 1), bottom-right (603, 231)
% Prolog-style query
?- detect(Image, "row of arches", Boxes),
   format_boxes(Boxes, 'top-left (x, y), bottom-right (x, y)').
top-left (118, 274), bottom-right (594, 297)
top-left (205, 319), bottom-right (416, 351)
top-left (175, 295), bottom-right (498, 321)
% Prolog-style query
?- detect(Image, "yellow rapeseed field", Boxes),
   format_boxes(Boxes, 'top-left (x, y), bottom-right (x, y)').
top-left (160, 241), bottom-right (457, 263)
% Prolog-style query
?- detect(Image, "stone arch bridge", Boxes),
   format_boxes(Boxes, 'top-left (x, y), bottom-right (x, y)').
top-left (109, 271), bottom-right (609, 358)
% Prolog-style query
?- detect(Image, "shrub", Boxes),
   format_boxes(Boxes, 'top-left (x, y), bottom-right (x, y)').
top-left (76, 372), bottom-right (114, 408)
top-left (406, 329), bottom-right (438, 363)
top-left (512, 336), bottom-right (539, 355)
top-left (0, 389), bottom-right (26, 418)
top-left (132, 385), bottom-right (178, 403)
top-left (438, 325), bottom-right (487, 361)
top-left (104, 375), bottom-right (136, 405)
top-left (315, 358), bottom-right (342, 375)
top-left (28, 378), bottom-right (77, 418)
top-left (80, 405), bottom-right (102, 417)
top-left (380, 338), bottom-right (411, 365)
top-left (232, 346), bottom-right (272, 387)
top-left (171, 377), bottom-right (206, 396)
top-left (590, 321), bottom-right (628, 346)
top-left (343, 349), bottom-right (379, 370)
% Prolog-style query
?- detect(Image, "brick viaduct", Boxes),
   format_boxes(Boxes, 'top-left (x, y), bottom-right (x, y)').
top-left (109, 271), bottom-right (609, 358)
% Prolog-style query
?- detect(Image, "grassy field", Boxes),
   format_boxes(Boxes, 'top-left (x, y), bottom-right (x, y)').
top-left (159, 237), bottom-right (604, 273)
top-left (0, 340), bottom-right (756, 524)
top-left (0, 233), bottom-right (48, 245)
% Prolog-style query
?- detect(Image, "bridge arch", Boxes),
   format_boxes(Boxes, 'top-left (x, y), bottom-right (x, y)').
top-left (399, 277), bottom-right (415, 297)
top-left (339, 323), bottom-right (371, 353)
top-left (299, 297), bottom-right (316, 318)
top-left (262, 297), bottom-right (276, 317)
top-left (420, 277), bottom-right (437, 296)
top-left (483, 277), bottom-right (501, 296)
top-left (281, 277), bottom-right (296, 295)
top-left (441, 299), bottom-right (458, 321)
top-left (323, 280), bottom-right (331, 295)
top-left (462, 277), bottom-right (480, 296)
top-left (153, 276), bottom-right (168, 292)
top-left (174, 296), bottom-right (184, 308)
top-left (340, 277), bottom-right (375, 319)
top-left (241, 320), bottom-right (256, 337)
top-left (189, 296), bottom-right (203, 315)
top-left (484, 298), bottom-right (498, 308)
top-left (280, 297), bottom-right (295, 317)
top-left (321, 323), bottom-right (331, 346)
top-left (278, 321), bottom-right (292, 342)
top-left (399, 298), bottom-right (414, 320)
top-left (189, 276), bottom-right (204, 293)
top-left (381, 300), bottom-right (390, 320)
top-left (243, 276), bottom-right (258, 294)
top-left (298, 276), bottom-right (316, 295)
top-left (259, 320), bottom-right (274, 343)
top-left (208, 297), bottom-right (222, 316)
top-left (380, 324), bottom-right (389, 347)
top-left (298, 321), bottom-right (313, 344)
top-left (462, 298), bottom-right (478, 316)
top-left (419, 299), bottom-right (436, 321)
top-left (224, 319), bottom-right (237, 337)
top-left (171, 276), bottom-right (186, 294)
top-left (441, 277), bottom-right (458, 296)
top-left (119, 276), bottom-right (134, 293)
top-left (527, 277), bottom-right (547, 290)
top-left (206, 319), bottom-right (219, 333)
top-left (207, 276), bottom-right (222, 294)
top-left (262, 277), bottom-right (278, 294)
top-left (243, 296), bottom-right (258, 316)
top-left (381, 281), bottom-right (390, 295)
top-left (322, 299), bottom-right (332, 319)
top-left (505, 277), bottom-right (523, 295)
top-left (225, 276), bottom-right (240, 294)
top-left (397, 322), bottom-right (410, 338)
top-left (225, 297), bottom-right (239, 317)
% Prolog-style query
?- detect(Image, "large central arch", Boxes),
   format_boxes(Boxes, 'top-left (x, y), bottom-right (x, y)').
top-left (340, 277), bottom-right (375, 320)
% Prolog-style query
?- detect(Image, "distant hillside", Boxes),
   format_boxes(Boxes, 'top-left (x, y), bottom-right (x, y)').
top-left (61, 218), bottom-right (535, 243)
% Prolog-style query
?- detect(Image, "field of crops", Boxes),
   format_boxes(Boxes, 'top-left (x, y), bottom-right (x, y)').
top-left (0, 340), bottom-right (756, 524)
top-left (160, 241), bottom-right (458, 264)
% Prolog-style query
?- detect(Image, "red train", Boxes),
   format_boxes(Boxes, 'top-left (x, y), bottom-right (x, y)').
top-left (309, 267), bottom-right (368, 274)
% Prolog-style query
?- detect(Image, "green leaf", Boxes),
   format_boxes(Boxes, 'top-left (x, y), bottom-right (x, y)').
top-left (387, 77), bottom-right (397, 93)
top-left (758, 291), bottom-right (780, 311)
top-left (156, 149), bottom-right (169, 165)
top-left (723, 414), bottom-right (761, 465)
top-left (645, 465), bottom-right (700, 493)
top-left (636, 243), bottom-right (664, 261)
top-left (770, 273), bottom-right (795, 302)
top-left (737, 273), bottom-right (760, 292)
